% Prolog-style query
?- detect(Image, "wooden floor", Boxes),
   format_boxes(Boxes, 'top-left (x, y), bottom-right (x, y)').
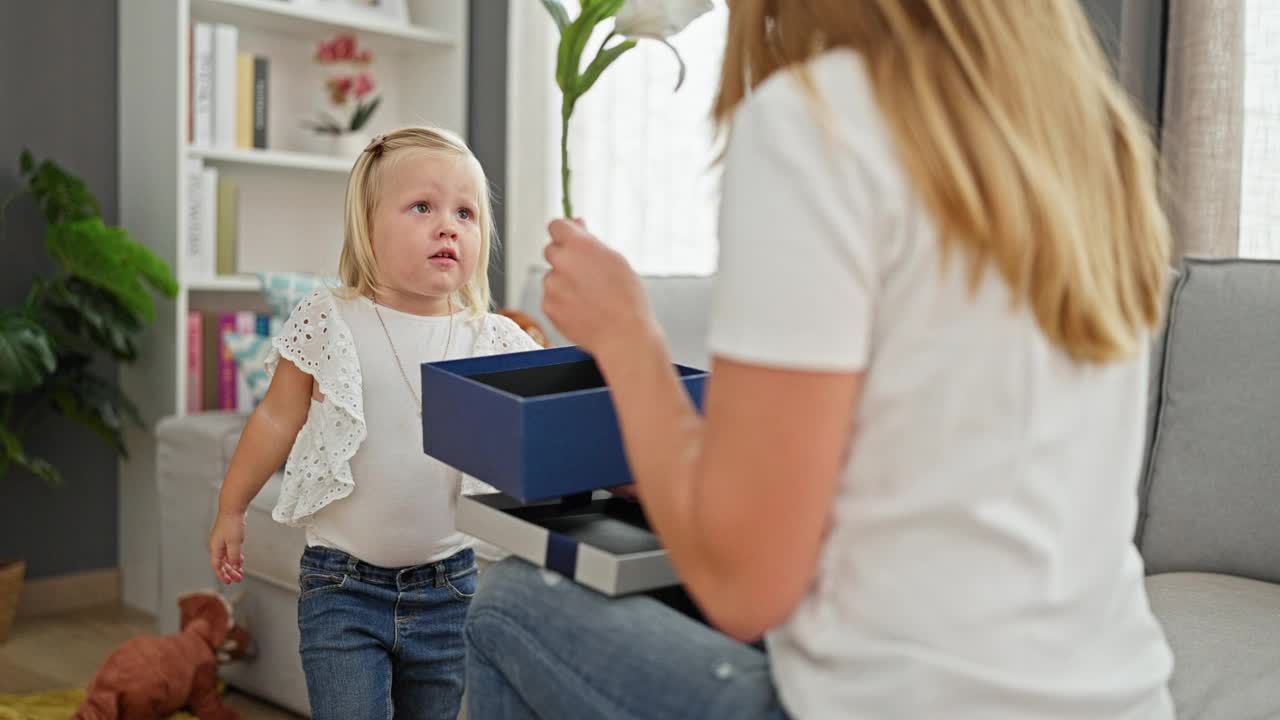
top-left (0, 604), bottom-right (302, 719)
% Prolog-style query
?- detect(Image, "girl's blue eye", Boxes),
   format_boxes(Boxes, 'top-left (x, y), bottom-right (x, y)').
top-left (458, 208), bottom-right (472, 221)
top-left (412, 202), bottom-right (430, 214)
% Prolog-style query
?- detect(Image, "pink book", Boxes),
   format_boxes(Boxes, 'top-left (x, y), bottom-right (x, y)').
top-left (187, 311), bottom-right (203, 413)
top-left (218, 313), bottom-right (237, 410)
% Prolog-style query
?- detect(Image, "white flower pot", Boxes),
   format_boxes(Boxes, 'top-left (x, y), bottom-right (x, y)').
top-left (301, 131), bottom-right (369, 160)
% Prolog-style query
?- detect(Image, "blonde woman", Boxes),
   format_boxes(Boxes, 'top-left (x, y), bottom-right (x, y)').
top-left (465, 1), bottom-right (1174, 717)
top-left (207, 127), bottom-right (541, 720)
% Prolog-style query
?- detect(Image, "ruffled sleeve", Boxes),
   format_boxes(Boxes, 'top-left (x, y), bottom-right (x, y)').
top-left (264, 288), bottom-right (367, 527)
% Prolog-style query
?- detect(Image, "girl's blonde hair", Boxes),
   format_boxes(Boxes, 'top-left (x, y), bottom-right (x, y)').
top-left (714, 0), bottom-right (1170, 363)
top-left (338, 126), bottom-right (494, 317)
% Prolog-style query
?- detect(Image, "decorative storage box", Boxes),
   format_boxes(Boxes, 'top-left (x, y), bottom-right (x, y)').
top-left (421, 346), bottom-right (708, 502)
top-left (422, 346), bottom-right (707, 594)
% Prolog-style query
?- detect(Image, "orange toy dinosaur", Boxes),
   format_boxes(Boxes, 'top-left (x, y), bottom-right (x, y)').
top-left (498, 308), bottom-right (551, 348)
top-left (74, 591), bottom-right (250, 720)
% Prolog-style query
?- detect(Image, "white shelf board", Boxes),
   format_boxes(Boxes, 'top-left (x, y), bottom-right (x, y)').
top-left (189, 145), bottom-right (353, 173)
top-left (186, 275), bottom-right (262, 292)
top-left (190, 0), bottom-right (455, 53)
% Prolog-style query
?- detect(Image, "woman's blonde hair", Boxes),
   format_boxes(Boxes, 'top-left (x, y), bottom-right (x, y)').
top-left (714, 0), bottom-right (1170, 363)
top-left (338, 126), bottom-right (494, 317)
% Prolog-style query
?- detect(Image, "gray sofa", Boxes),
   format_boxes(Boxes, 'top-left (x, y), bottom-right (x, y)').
top-left (155, 261), bottom-right (1278, 718)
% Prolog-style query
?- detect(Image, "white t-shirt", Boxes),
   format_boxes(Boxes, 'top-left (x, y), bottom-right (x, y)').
top-left (305, 295), bottom-right (479, 568)
top-left (709, 50), bottom-right (1174, 719)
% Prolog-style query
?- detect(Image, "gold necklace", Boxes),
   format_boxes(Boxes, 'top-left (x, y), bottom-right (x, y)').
top-left (372, 295), bottom-right (454, 416)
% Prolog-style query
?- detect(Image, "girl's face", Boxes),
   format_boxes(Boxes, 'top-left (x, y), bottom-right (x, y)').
top-left (369, 151), bottom-right (483, 311)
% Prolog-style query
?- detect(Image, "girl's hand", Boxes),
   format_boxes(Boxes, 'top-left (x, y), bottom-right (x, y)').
top-left (208, 510), bottom-right (246, 584)
top-left (542, 219), bottom-right (661, 363)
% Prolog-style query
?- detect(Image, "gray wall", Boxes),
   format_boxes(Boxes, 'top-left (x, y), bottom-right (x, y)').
top-left (469, 0), bottom-right (511, 307)
top-left (1082, 0), bottom-right (1168, 131)
top-left (0, 1), bottom-right (120, 579)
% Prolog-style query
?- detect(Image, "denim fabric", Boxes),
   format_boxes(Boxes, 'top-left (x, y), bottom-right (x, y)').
top-left (297, 545), bottom-right (476, 720)
top-left (465, 558), bottom-right (790, 720)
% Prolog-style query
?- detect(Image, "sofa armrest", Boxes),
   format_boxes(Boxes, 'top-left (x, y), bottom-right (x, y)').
top-left (155, 412), bottom-right (250, 633)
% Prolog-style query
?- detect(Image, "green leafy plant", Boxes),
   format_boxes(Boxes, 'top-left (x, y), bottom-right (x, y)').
top-left (0, 150), bottom-right (177, 484)
top-left (542, 0), bottom-right (711, 218)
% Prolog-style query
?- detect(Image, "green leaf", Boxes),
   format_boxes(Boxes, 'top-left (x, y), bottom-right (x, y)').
top-left (540, 0), bottom-right (570, 32)
top-left (19, 149), bottom-right (33, 175)
top-left (350, 97), bottom-right (382, 133)
top-left (25, 157), bottom-right (99, 225)
top-left (44, 218), bottom-right (177, 325)
top-left (41, 279), bottom-right (141, 362)
top-left (46, 361), bottom-right (141, 457)
top-left (0, 427), bottom-right (62, 485)
top-left (556, 0), bottom-right (625, 94)
top-left (576, 37), bottom-right (636, 96)
top-left (0, 313), bottom-right (57, 394)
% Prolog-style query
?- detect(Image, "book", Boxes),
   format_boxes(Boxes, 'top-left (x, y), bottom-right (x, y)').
top-left (236, 52), bottom-right (254, 149)
top-left (216, 176), bottom-right (238, 276)
top-left (201, 166), bottom-right (219, 279)
top-left (202, 311), bottom-right (220, 410)
top-left (185, 161), bottom-right (216, 280)
top-left (186, 311), bottom-right (203, 413)
top-left (191, 23), bottom-right (214, 148)
top-left (218, 313), bottom-right (237, 410)
top-left (213, 24), bottom-right (238, 149)
top-left (235, 311), bottom-right (257, 411)
top-left (253, 56), bottom-right (269, 149)
top-left (256, 313), bottom-right (271, 337)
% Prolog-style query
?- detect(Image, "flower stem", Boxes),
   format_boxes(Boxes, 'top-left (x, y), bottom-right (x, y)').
top-left (560, 97), bottom-right (573, 219)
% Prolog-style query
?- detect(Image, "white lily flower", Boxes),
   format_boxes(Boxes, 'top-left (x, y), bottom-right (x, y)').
top-left (615, 0), bottom-right (714, 40)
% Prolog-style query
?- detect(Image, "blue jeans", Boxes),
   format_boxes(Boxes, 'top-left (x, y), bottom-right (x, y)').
top-left (297, 545), bottom-right (476, 720)
top-left (465, 558), bottom-right (790, 719)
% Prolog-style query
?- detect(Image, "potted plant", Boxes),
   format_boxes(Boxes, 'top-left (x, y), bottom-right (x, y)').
top-left (0, 151), bottom-right (177, 639)
top-left (303, 32), bottom-right (382, 158)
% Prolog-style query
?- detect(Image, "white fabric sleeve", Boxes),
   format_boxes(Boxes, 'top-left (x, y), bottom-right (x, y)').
top-left (708, 70), bottom-right (882, 373)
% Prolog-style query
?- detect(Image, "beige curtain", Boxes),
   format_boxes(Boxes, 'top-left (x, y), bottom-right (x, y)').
top-left (1160, 0), bottom-right (1246, 259)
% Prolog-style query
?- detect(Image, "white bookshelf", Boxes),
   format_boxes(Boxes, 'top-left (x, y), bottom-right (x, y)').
top-left (118, 0), bottom-right (469, 613)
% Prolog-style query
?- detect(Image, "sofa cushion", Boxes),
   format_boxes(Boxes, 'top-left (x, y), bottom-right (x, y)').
top-left (1146, 572), bottom-right (1280, 719)
top-left (517, 266), bottom-right (713, 370)
top-left (1139, 259), bottom-right (1280, 583)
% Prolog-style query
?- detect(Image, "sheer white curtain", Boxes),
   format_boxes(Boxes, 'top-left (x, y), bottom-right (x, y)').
top-left (1240, 0), bottom-right (1280, 258)
top-left (564, 2), bottom-right (727, 276)
top-left (505, 2), bottom-right (727, 302)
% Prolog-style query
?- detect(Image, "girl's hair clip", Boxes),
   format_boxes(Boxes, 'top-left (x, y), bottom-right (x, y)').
top-left (364, 134), bottom-right (387, 155)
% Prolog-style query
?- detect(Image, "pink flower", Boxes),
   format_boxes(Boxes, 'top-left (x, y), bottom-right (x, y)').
top-left (334, 34), bottom-right (357, 61)
top-left (354, 73), bottom-right (375, 100)
top-left (326, 75), bottom-right (353, 105)
top-left (357, 49), bottom-right (373, 64)
top-left (315, 41), bottom-right (337, 62)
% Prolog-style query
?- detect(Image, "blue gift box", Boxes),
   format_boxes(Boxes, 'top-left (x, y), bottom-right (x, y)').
top-left (421, 346), bottom-right (708, 502)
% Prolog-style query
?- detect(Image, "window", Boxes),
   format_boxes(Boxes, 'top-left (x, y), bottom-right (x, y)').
top-left (1240, 0), bottom-right (1280, 257)
top-left (558, 2), bottom-right (728, 276)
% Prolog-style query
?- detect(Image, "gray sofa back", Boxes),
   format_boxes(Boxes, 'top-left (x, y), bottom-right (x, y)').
top-left (516, 266), bottom-right (714, 370)
top-left (1138, 259), bottom-right (1280, 584)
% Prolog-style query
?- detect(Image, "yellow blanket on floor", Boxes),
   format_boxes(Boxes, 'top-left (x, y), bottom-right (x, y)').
top-left (0, 688), bottom-right (199, 720)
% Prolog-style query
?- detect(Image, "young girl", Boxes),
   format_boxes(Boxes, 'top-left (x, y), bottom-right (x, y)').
top-left (208, 126), bottom-right (541, 720)
top-left (467, 1), bottom-right (1175, 719)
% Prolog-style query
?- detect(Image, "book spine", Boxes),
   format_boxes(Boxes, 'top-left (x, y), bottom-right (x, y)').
top-left (192, 23), bottom-right (214, 148)
top-left (186, 311), bottom-right (203, 413)
top-left (213, 24), bottom-right (239, 149)
top-left (216, 177), bottom-right (238, 276)
top-left (253, 56), bottom-right (269, 149)
top-left (236, 52), bottom-right (254, 149)
top-left (235, 311), bottom-right (256, 411)
top-left (218, 313), bottom-right (237, 410)
top-left (201, 166), bottom-right (219, 279)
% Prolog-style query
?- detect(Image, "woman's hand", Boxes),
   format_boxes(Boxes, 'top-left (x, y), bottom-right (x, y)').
top-left (208, 510), bottom-right (246, 584)
top-left (542, 219), bottom-right (661, 363)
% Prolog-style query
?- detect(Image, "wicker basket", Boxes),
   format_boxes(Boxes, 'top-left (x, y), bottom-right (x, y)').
top-left (0, 559), bottom-right (25, 643)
